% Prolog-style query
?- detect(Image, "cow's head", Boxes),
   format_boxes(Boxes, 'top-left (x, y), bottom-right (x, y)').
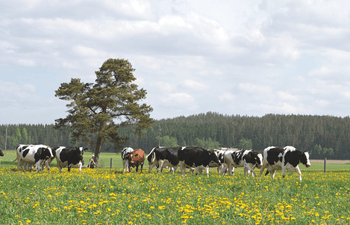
top-left (0, 149), bottom-right (4, 157)
top-left (78, 147), bottom-right (88, 155)
top-left (255, 153), bottom-right (263, 168)
top-left (208, 149), bottom-right (221, 165)
top-left (300, 151), bottom-right (311, 168)
top-left (38, 147), bottom-right (53, 159)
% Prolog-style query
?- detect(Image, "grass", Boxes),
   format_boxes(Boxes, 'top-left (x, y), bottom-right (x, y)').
top-left (1, 151), bottom-right (350, 224)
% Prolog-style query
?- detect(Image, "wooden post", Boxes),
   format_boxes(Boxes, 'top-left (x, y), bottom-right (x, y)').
top-left (110, 158), bottom-right (113, 169)
top-left (324, 158), bottom-right (327, 173)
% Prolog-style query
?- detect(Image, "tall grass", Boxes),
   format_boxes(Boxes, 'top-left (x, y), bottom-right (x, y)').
top-left (1, 160), bottom-right (350, 224)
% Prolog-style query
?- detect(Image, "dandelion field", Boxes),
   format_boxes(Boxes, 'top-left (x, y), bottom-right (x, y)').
top-left (0, 153), bottom-right (350, 224)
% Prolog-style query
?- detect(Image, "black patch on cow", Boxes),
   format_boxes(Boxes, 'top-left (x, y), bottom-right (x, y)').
top-left (299, 152), bottom-right (309, 166)
top-left (17, 145), bottom-right (28, 153)
top-left (244, 151), bottom-right (261, 166)
top-left (266, 147), bottom-right (283, 165)
top-left (179, 147), bottom-right (220, 167)
top-left (157, 147), bottom-right (181, 166)
top-left (147, 147), bottom-right (181, 166)
top-left (22, 149), bottom-right (30, 158)
top-left (0, 149), bottom-right (4, 157)
top-left (231, 150), bottom-right (244, 165)
top-left (284, 150), bottom-right (303, 167)
top-left (34, 147), bottom-right (52, 163)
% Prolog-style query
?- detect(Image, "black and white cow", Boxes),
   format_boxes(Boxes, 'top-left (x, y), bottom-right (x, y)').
top-left (221, 150), bottom-right (263, 176)
top-left (121, 147), bottom-right (134, 172)
top-left (178, 147), bottom-right (221, 177)
top-left (55, 146), bottom-right (88, 173)
top-left (208, 149), bottom-right (226, 174)
top-left (16, 144), bottom-right (54, 172)
top-left (259, 146), bottom-right (311, 182)
top-left (0, 148), bottom-right (4, 157)
top-left (147, 147), bottom-right (182, 173)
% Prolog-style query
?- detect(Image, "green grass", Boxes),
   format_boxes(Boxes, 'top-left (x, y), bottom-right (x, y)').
top-left (1, 151), bottom-right (350, 224)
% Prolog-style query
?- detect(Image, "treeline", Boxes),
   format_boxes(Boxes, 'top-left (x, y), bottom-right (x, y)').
top-left (1, 112), bottom-right (350, 159)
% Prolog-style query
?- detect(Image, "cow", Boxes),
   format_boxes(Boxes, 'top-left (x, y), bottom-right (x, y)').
top-left (259, 146), bottom-right (311, 182)
top-left (146, 147), bottom-right (182, 173)
top-left (121, 147), bottom-right (134, 172)
top-left (16, 144), bottom-right (54, 172)
top-left (178, 147), bottom-right (221, 177)
top-left (221, 149), bottom-right (263, 177)
top-left (55, 146), bottom-right (88, 173)
top-left (0, 148), bottom-right (4, 157)
top-left (127, 149), bottom-right (145, 172)
top-left (205, 149), bottom-right (227, 174)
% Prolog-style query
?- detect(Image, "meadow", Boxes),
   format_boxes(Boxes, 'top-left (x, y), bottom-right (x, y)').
top-left (0, 151), bottom-right (350, 224)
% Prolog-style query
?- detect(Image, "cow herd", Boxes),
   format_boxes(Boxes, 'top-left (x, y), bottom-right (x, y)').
top-left (14, 144), bottom-right (87, 173)
top-left (126, 145), bottom-right (311, 181)
top-left (5, 144), bottom-right (311, 181)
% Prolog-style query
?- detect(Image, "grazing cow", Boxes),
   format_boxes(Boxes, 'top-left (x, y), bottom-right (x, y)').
top-left (16, 144), bottom-right (54, 172)
top-left (178, 147), bottom-right (221, 177)
top-left (127, 149), bottom-right (145, 172)
top-left (146, 147), bottom-right (182, 173)
top-left (121, 147), bottom-right (134, 172)
top-left (221, 150), bottom-right (263, 176)
top-left (0, 149), bottom-right (4, 157)
top-left (55, 146), bottom-right (88, 173)
top-left (259, 146), bottom-right (311, 182)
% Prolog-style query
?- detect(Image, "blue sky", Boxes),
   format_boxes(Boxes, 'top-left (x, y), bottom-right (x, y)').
top-left (1, 0), bottom-right (350, 124)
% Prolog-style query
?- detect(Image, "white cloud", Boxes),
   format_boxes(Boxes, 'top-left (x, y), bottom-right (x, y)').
top-left (180, 79), bottom-right (209, 91)
top-left (218, 92), bottom-right (235, 101)
top-left (160, 92), bottom-right (197, 110)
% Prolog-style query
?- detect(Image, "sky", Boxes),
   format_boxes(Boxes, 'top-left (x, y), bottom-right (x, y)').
top-left (1, 0), bottom-right (350, 124)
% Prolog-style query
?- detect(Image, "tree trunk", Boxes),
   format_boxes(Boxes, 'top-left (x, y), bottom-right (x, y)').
top-left (95, 135), bottom-right (103, 166)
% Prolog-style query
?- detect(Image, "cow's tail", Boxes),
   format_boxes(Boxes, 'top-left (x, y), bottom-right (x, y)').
top-left (265, 170), bottom-right (269, 176)
top-left (147, 147), bottom-right (156, 164)
top-left (12, 158), bottom-right (17, 162)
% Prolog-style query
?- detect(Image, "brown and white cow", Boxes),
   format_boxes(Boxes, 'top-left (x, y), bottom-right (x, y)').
top-left (127, 149), bottom-right (145, 172)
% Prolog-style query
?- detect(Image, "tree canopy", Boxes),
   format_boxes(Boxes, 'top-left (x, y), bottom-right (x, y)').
top-left (54, 58), bottom-right (154, 164)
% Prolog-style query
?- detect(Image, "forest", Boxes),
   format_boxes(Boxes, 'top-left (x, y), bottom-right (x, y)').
top-left (1, 112), bottom-right (350, 159)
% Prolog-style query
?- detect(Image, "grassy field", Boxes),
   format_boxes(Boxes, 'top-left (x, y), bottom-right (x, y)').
top-left (1, 151), bottom-right (350, 224)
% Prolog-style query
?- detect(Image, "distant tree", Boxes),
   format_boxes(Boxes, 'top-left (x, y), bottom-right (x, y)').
top-left (159, 136), bottom-right (178, 147)
top-left (238, 138), bottom-right (253, 150)
top-left (54, 58), bottom-right (154, 165)
top-left (194, 137), bottom-right (220, 149)
top-left (22, 128), bottom-right (28, 144)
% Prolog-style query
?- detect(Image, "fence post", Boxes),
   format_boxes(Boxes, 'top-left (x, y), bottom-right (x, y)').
top-left (324, 158), bottom-right (327, 173)
top-left (110, 158), bottom-right (113, 169)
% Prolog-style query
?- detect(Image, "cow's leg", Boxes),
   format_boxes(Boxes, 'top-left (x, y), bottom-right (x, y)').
top-left (136, 164), bottom-right (139, 172)
top-left (17, 158), bottom-right (23, 171)
top-left (271, 170), bottom-right (276, 179)
top-left (259, 165), bottom-right (266, 178)
top-left (45, 161), bottom-right (51, 172)
top-left (158, 160), bottom-right (165, 173)
top-left (295, 166), bottom-right (302, 182)
top-left (68, 165), bottom-right (71, 172)
top-left (180, 161), bottom-right (186, 177)
top-left (140, 163), bottom-right (144, 173)
top-left (35, 161), bottom-right (41, 172)
top-left (148, 161), bottom-right (156, 173)
top-left (126, 160), bottom-right (130, 172)
top-left (78, 162), bottom-right (82, 173)
top-left (122, 160), bottom-right (126, 172)
top-left (282, 166), bottom-right (286, 179)
top-left (206, 166), bottom-right (210, 178)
